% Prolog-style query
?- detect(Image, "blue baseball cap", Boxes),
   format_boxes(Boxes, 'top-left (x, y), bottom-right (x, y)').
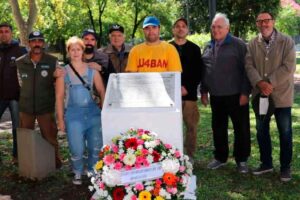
top-left (142, 16), bottom-right (160, 28)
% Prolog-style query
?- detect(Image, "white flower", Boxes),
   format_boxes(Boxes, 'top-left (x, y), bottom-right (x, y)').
top-left (91, 177), bottom-right (96, 184)
top-left (88, 185), bottom-right (94, 192)
top-left (118, 141), bottom-right (123, 147)
top-left (102, 169), bottom-right (120, 187)
top-left (127, 148), bottom-right (135, 154)
top-left (184, 155), bottom-right (189, 161)
top-left (159, 188), bottom-right (171, 199)
top-left (125, 186), bottom-right (133, 193)
top-left (145, 186), bottom-right (154, 191)
top-left (146, 155), bottom-right (154, 163)
top-left (103, 165), bottom-right (108, 171)
top-left (118, 149), bottom-right (125, 154)
top-left (182, 174), bottom-right (189, 185)
top-left (186, 161), bottom-right (193, 174)
top-left (148, 148), bottom-right (153, 154)
top-left (169, 148), bottom-right (175, 154)
top-left (145, 140), bottom-right (157, 148)
top-left (123, 153), bottom-right (136, 166)
top-left (137, 145), bottom-right (143, 150)
top-left (95, 187), bottom-right (109, 198)
top-left (162, 159), bottom-right (180, 174)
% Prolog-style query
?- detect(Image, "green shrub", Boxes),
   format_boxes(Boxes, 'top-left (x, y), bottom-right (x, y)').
top-left (187, 33), bottom-right (211, 49)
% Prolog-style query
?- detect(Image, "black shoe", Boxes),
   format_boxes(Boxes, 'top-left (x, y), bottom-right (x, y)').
top-left (252, 165), bottom-right (273, 175)
top-left (207, 159), bottom-right (226, 169)
top-left (280, 169), bottom-right (291, 182)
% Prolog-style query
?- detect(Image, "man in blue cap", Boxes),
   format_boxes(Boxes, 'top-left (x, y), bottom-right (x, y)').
top-left (126, 16), bottom-right (182, 72)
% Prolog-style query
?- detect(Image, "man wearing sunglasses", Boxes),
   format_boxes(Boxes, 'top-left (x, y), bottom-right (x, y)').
top-left (245, 11), bottom-right (296, 182)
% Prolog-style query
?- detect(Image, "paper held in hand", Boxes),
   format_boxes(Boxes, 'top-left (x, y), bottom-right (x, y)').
top-left (259, 97), bottom-right (269, 115)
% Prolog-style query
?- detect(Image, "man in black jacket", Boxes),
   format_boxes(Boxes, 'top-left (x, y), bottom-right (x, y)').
top-left (201, 13), bottom-right (251, 173)
top-left (170, 18), bottom-right (203, 160)
top-left (0, 23), bottom-right (26, 162)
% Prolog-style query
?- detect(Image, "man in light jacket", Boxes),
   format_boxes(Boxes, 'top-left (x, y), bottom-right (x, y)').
top-left (245, 11), bottom-right (296, 182)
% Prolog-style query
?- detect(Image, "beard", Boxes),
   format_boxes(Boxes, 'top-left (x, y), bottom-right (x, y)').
top-left (84, 45), bottom-right (94, 54)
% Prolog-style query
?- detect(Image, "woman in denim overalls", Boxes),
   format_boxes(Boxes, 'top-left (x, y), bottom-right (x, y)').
top-left (56, 36), bottom-right (105, 185)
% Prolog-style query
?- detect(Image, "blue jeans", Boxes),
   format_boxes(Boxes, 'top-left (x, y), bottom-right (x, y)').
top-left (0, 100), bottom-right (19, 157)
top-left (256, 107), bottom-right (292, 171)
top-left (65, 105), bottom-right (102, 175)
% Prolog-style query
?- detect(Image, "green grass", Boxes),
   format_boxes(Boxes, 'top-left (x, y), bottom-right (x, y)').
top-left (1, 94), bottom-right (300, 199)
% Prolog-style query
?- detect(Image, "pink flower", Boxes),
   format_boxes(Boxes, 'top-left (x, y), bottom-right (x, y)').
top-left (137, 129), bottom-right (144, 136)
top-left (112, 144), bottom-right (119, 153)
top-left (156, 179), bottom-right (162, 185)
top-left (137, 139), bottom-right (144, 145)
top-left (135, 182), bottom-right (144, 191)
top-left (155, 139), bottom-right (161, 145)
top-left (103, 154), bottom-right (115, 165)
top-left (141, 149), bottom-right (148, 155)
top-left (164, 143), bottom-right (172, 149)
top-left (114, 162), bottom-right (123, 170)
top-left (135, 163), bottom-right (142, 169)
top-left (143, 159), bottom-right (150, 167)
top-left (131, 195), bottom-right (138, 200)
top-left (120, 153), bottom-right (126, 160)
top-left (136, 156), bottom-right (145, 164)
top-left (98, 182), bottom-right (105, 189)
top-left (167, 187), bottom-right (178, 194)
top-left (179, 166), bottom-right (186, 172)
top-left (125, 165), bottom-right (132, 170)
top-left (174, 150), bottom-right (181, 158)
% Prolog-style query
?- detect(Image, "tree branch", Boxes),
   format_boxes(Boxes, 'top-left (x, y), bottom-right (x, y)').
top-left (27, 0), bottom-right (38, 31)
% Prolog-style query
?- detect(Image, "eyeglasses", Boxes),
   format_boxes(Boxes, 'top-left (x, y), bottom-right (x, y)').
top-left (211, 25), bottom-right (225, 30)
top-left (256, 18), bottom-right (273, 25)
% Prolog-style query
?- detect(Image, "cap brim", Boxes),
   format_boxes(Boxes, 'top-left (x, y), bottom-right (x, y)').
top-left (29, 37), bottom-right (44, 41)
top-left (143, 23), bottom-right (159, 28)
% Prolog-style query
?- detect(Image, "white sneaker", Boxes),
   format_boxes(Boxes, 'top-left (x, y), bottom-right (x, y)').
top-left (72, 174), bottom-right (82, 185)
top-left (237, 162), bottom-right (249, 173)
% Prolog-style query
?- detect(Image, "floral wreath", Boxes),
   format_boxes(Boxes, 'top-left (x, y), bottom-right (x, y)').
top-left (89, 128), bottom-right (193, 200)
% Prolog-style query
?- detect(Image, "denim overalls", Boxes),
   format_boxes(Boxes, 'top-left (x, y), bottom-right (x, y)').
top-left (64, 65), bottom-right (102, 175)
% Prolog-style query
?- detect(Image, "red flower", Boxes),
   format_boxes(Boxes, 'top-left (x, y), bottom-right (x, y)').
top-left (152, 150), bottom-right (161, 162)
top-left (112, 187), bottom-right (125, 200)
top-left (163, 173), bottom-right (178, 187)
top-left (124, 138), bottom-right (138, 150)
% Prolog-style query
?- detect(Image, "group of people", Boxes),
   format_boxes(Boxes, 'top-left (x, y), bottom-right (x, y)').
top-left (0, 10), bottom-right (296, 186)
top-left (200, 11), bottom-right (295, 183)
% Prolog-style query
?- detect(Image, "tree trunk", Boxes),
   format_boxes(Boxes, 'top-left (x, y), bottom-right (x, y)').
top-left (98, 0), bottom-right (107, 47)
top-left (9, 0), bottom-right (38, 47)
